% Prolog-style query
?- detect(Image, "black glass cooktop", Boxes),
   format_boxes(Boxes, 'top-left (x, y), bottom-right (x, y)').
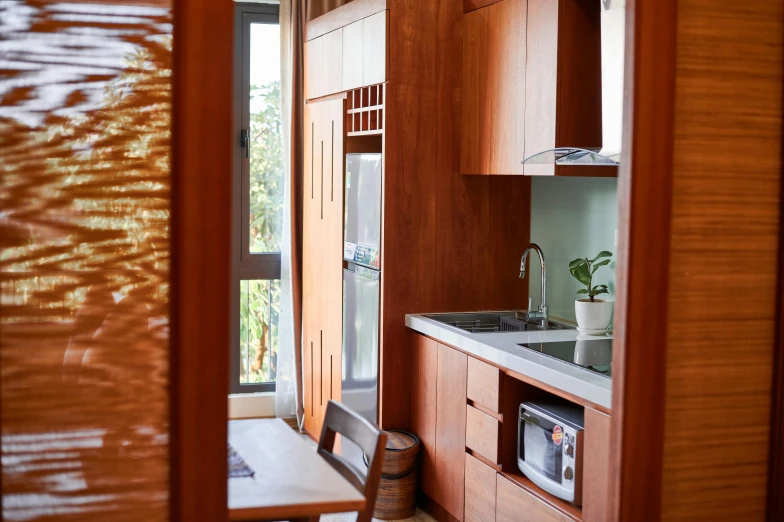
top-left (518, 339), bottom-right (613, 379)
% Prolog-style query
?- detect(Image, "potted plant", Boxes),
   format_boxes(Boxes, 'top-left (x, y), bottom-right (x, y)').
top-left (569, 251), bottom-right (614, 334)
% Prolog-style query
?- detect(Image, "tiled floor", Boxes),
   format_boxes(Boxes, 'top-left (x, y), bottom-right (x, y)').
top-left (298, 434), bottom-right (437, 522)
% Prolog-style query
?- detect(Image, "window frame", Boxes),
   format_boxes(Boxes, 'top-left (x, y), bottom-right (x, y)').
top-left (230, 2), bottom-right (282, 394)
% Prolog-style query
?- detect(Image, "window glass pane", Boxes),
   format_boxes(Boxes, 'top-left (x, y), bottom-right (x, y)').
top-left (248, 22), bottom-right (283, 253)
top-left (239, 279), bottom-right (280, 384)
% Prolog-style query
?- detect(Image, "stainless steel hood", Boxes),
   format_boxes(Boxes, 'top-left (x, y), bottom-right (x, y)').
top-left (523, 0), bottom-right (626, 167)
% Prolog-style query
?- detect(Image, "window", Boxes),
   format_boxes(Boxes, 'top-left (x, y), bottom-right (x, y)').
top-left (231, 3), bottom-right (282, 393)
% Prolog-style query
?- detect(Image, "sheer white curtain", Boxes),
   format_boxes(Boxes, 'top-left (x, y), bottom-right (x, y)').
top-left (275, 0), bottom-right (298, 420)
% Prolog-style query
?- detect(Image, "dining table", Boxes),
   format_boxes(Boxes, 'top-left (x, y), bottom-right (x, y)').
top-left (228, 418), bottom-right (366, 521)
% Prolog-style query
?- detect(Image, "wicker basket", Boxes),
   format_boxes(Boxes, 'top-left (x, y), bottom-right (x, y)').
top-left (365, 430), bottom-right (420, 520)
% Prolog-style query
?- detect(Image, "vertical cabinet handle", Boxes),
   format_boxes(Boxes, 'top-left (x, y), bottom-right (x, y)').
top-left (319, 330), bottom-right (323, 407)
top-left (310, 341), bottom-right (314, 416)
top-left (331, 121), bottom-right (335, 202)
top-left (320, 141), bottom-right (324, 220)
top-left (310, 122), bottom-right (314, 199)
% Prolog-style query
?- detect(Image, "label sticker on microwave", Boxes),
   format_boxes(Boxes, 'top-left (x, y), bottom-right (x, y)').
top-left (552, 425), bottom-right (563, 445)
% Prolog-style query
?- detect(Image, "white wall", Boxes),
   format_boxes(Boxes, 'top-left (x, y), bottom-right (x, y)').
top-left (528, 176), bottom-right (618, 322)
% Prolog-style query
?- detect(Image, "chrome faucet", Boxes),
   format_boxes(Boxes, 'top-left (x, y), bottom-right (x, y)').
top-left (519, 243), bottom-right (548, 325)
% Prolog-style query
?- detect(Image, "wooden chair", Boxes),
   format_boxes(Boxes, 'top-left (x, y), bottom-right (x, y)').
top-left (308, 400), bottom-right (387, 522)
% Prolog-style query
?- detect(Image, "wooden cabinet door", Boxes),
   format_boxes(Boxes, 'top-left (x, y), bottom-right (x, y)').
top-left (321, 29), bottom-right (344, 97)
top-left (435, 343), bottom-right (468, 521)
top-left (362, 10), bottom-right (387, 86)
top-left (321, 98), bottom-right (345, 408)
top-left (342, 20), bottom-right (363, 91)
top-left (412, 334), bottom-right (439, 499)
top-left (460, 0), bottom-right (526, 175)
top-left (304, 37), bottom-right (323, 100)
top-left (496, 475), bottom-right (570, 522)
top-left (465, 453), bottom-right (497, 522)
top-left (583, 408), bottom-right (611, 522)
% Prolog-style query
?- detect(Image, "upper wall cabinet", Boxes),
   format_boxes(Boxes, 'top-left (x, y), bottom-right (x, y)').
top-left (523, 0), bottom-right (602, 176)
top-left (460, 0), bottom-right (604, 176)
top-left (460, 0), bottom-right (527, 175)
top-left (305, 10), bottom-right (388, 100)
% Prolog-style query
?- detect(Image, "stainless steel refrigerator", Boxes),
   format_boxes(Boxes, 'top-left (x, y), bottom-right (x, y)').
top-left (341, 153), bottom-right (382, 463)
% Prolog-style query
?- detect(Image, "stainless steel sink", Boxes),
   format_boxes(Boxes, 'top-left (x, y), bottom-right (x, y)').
top-left (422, 311), bottom-right (574, 334)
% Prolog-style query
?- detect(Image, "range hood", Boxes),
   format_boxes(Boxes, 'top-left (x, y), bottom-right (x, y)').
top-left (523, 0), bottom-right (626, 167)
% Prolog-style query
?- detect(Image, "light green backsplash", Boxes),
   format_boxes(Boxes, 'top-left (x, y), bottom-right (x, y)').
top-left (527, 176), bottom-right (618, 322)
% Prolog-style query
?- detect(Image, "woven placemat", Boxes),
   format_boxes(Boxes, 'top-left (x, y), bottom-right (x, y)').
top-left (228, 443), bottom-right (254, 479)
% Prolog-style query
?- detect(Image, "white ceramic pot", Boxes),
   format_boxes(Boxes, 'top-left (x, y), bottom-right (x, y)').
top-left (574, 299), bottom-right (614, 331)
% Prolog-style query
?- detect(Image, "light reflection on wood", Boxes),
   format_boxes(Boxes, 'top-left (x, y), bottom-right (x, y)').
top-left (0, 1), bottom-right (172, 520)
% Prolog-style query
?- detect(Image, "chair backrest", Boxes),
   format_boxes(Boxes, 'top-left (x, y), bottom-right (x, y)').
top-left (317, 400), bottom-right (387, 522)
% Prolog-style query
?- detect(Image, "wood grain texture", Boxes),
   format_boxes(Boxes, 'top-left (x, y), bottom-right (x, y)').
top-left (228, 419), bottom-right (366, 520)
top-left (465, 405), bottom-right (500, 465)
top-left (608, 0), bottom-right (676, 518)
top-left (411, 334), bottom-right (439, 500)
top-left (773, 232), bottom-right (784, 520)
top-left (496, 474), bottom-right (572, 522)
top-left (306, 0), bottom-right (386, 41)
top-left (460, 0), bottom-right (526, 175)
top-left (466, 356), bottom-right (501, 413)
top-left (362, 10), bottom-right (387, 86)
top-left (523, 0), bottom-right (602, 176)
top-left (582, 408), bottom-right (610, 522)
top-left (172, 0), bottom-right (231, 519)
top-left (463, 0), bottom-right (503, 13)
top-left (381, 0), bottom-right (531, 431)
top-left (464, 453), bottom-right (497, 522)
top-left (434, 343), bottom-right (468, 521)
top-left (660, 0), bottom-right (783, 519)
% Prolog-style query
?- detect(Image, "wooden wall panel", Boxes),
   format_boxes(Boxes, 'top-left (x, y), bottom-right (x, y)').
top-left (381, 0), bottom-right (531, 430)
top-left (660, 1), bottom-right (783, 519)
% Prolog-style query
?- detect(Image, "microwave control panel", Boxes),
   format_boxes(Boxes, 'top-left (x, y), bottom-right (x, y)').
top-left (563, 433), bottom-right (576, 481)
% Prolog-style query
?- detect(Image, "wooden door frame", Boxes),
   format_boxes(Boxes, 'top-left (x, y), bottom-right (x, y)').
top-left (170, 0), bottom-right (233, 520)
top-left (608, 0), bottom-right (677, 519)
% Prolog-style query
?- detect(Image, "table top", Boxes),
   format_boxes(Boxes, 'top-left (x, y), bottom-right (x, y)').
top-left (228, 418), bottom-right (366, 521)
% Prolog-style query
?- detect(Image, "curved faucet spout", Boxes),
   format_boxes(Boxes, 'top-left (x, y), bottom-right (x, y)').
top-left (519, 243), bottom-right (548, 322)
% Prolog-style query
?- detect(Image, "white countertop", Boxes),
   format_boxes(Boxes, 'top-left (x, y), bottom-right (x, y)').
top-left (405, 312), bottom-right (613, 410)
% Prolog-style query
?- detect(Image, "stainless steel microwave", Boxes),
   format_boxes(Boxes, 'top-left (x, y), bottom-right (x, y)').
top-left (518, 401), bottom-right (585, 505)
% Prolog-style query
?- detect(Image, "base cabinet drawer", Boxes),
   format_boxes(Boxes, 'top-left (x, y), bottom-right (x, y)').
top-left (496, 475), bottom-right (571, 522)
top-left (467, 356), bottom-right (501, 413)
top-left (464, 453), bottom-right (496, 522)
top-left (465, 405), bottom-right (500, 464)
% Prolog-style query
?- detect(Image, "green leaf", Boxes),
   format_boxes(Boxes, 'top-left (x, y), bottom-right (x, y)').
top-left (591, 259), bottom-right (611, 275)
top-left (569, 262), bottom-right (591, 286)
top-left (590, 288), bottom-right (609, 297)
top-left (576, 289), bottom-right (589, 295)
top-left (569, 258), bottom-right (587, 270)
top-left (590, 251), bottom-right (613, 263)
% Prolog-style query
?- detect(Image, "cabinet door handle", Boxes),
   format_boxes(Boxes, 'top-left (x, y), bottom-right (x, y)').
top-left (331, 121), bottom-right (335, 202)
top-left (319, 330), bottom-right (323, 406)
top-left (310, 341), bottom-right (314, 416)
top-left (320, 141), bottom-right (324, 220)
top-left (310, 122), bottom-right (314, 200)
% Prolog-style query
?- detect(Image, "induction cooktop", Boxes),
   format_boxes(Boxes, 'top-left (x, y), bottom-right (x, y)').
top-left (518, 338), bottom-right (613, 379)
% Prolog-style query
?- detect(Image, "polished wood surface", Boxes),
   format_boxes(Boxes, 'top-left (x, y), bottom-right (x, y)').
top-left (496, 474), bottom-right (572, 522)
top-left (306, 0), bottom-right (386, 41)
top-left (321, 28), bottom-right (344, 96)
top-left (434, 343), bottom-right (468, 521)
top-left (582, 408), bottom-right (610, 522)
top-left (523, 0), bottom-right (602, 176)
top-left (659, 0), bottom-right (782, 519)
top-left (607, 0), bottom-right (675, 518)
top-left (304, 37), bottom-right (322, 100)
top-left (463, 0), bottom-right (503, 13)
top-left (773, 245), bottom-right (784, 520)
top-left (464, 453), bottom-right (497, 522)
top-left (465, 405), bottom-right (500, 465)
top-left (411, 333), bottom-right (439, 499)
top-left (382, 0), bottom-right (531, 430)
top-left (460, 0), bottom-right (526, 175)
top-left (228, 419), bottom-right (366, 521)
top-left (342, 20), bottom-right (364, 90)
top-left (467, 356), bottom-right (501, 413)
top-left (317, 401), bottom-right (387, 522)
top-left (172, 0), bottom-right (232, 519)
top-left (362, 10), bottom-right (387, 86)
top-left (302, 98), bottom-right (344, 439)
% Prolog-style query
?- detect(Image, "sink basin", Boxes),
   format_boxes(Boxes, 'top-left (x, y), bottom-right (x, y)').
top-left (422, 311), bottom-right (574, 334)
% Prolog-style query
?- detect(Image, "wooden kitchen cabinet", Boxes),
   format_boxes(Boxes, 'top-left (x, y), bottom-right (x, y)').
top-left (435, 343), bottom-right (468, 521)
top-left (460, 0), bottom-right (527, 175)
top-left (582, 407), bottom-right (611, 522)
top-left (362, 11), bottom-right (387, 86)
top-left (304, 28), bottom-right (345, 100)
top-left (523, 0), bottom-right (602, 176)
top-left (342, 20), bottom-right (364, 91)
top-left (411, 334), bottom-right (438, 499)
top-left (302, 98), bottom-right (344, 438)
top-left (464, 453), bottom-right (497, 522)
top-left (496, 475), bottom-right (571, 522)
